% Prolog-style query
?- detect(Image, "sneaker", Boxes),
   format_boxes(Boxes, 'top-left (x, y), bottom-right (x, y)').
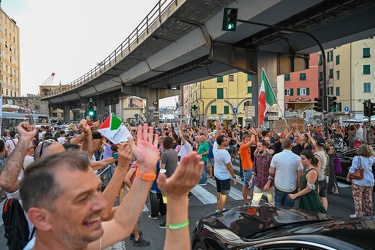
top-left (198, 182), bottom-right (207, 186)
top-left (129, 231), bottom-right (142, 241)
top-left (133, 237), bottom-right (150, 247)
top-left (159, 221), bottom-right (166, 228)
top-left (112, 240), bottom-right (126, 250)
top-left (188, 192), bottom-right (193, 200)
top-left (148, 215), bottom-right (158, 220)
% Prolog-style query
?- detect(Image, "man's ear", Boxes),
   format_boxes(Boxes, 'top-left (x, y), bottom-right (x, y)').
top-left (28, 207), bottom-right (53, 231)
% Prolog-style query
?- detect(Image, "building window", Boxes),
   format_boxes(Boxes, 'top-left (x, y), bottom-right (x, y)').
top-left (319, 72), bottom-right (323, 81)
top-left (244, 100), bottom-right (252, 106)
top-left (247, 86), bottom-right (252, 93)
top-left (327, 51), bottom-right (333, 62)
top-left (363, 65), bottom-right (370, 74)
top-left (297, 88), bottom-right (310, 96)
top-left (300, 73), bottom-right (306, 81)
top-left (319, 88), bottom-right (323, 97)
top-left (217, 76), bottom-right (223, 82)
top-left (336, 70), bottom-right (340, 80)
top-left (211, 105), bottom-right (217, 114)
top-left (363, 48), bottom-right (371, 58)
top-left (284, 88), bottom-right (294, 96)
top-left (319, 55), bottom-right (323, 65)
top-left (336, 55), bottom-right (340, 65)
top-left (228, 75), bottom-right (234, 81)
top-left (6, 89), bottom-right (8, 96)
top-left (247, 74), bottom-right (252, 81)
top-left (217, 88), bottom-right (224, 99)
top-left (329, 69), bottom-right (333, 78)
top-left (364, 82), bottom-right (371, 93)
top-left (224, 106), bottom-right (229, 114)
top-left (328, 87), bottom-right (333, 95)
top-left (336, 103), bottom-right (342, 112)
top-left (284, 74), bottom-right (290, 81)
top-left (336, 87), bottom-right (340, 96)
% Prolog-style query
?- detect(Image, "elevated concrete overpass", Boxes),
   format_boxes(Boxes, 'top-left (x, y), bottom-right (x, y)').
top-left (42, 0), bottom-right (375, 121)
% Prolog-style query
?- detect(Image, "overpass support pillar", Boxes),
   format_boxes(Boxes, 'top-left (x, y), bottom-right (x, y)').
top-left (210, 44), bottom-right (281, 127)
top-left (123, 86), bottom-right (179, 125)
top-left (95, 98), bottom-right (106, 121)
top-left (63, 105), bottom-right (71, 122)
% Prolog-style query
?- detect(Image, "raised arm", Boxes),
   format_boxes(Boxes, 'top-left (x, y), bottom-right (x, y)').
top-left (78, 119), bottom-right (94, 156)
top-left (100, 142), bottom-right (132, 220)
top-left (0, 123), bottom-right (36, 192)
top-left (158, 152), bottom-right (203, 250)
top-left (88, 124), bottom-right (159, 249)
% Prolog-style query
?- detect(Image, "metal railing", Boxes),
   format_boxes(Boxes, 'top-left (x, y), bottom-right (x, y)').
top-left (44, 0), bottom-right (177, 98)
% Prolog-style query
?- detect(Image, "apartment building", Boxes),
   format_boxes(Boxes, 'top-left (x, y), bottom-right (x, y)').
top-left (187, 72), bottom-right (253, 128)
top-left (319, 37), bottom-right (375, 120)
top-left (0, 7), bottom-right (21, 97)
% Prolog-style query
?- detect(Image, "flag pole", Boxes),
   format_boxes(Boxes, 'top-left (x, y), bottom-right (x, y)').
top-left (261, 68), bottom-right (288, 128)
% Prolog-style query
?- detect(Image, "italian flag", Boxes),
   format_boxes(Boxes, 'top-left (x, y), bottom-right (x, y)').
top-left (98, 113), bottom-right (132, 144)
top-left (258, 68), bottom-right (276, 126)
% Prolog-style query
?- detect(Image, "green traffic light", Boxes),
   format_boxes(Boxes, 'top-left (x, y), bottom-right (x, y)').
top-left (227, 23), bottom-right (235, 30)
top-left (88, 111), bottom-right (94, 116)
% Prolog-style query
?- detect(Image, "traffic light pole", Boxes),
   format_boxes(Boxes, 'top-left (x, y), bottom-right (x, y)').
top-left (237, 19), bottom-right (328, 137)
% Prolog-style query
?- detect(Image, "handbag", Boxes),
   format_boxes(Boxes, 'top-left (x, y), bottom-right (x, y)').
top-left (350, 156), bottom-right (364, 180)
top-left (334, 154), bottom-right (342, 174)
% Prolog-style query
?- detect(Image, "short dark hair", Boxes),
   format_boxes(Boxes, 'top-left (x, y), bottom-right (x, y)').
top-left (10, 131), bottom-right (16, 138)
top-left (216, 135), bottom-right (225, 145)
top-left (20, 151), bottom-right (91, 212)
top-left (282, 138), bottom-right (293, 149)
top-left (163, 136), bottom-right (174, 149)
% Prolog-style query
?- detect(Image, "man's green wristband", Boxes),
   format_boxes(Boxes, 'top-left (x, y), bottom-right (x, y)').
top-left (166, 220), bottom-right (189, 230)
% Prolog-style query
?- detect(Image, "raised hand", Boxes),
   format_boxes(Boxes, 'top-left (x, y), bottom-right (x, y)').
top-left (157, 152), bottom-right (203, 200)
top-left (78, 119), bottom-right (91, 134)
top-left (127, 124), bottom-right (159, 174)
top-left (17, 122), bottom-right (37, 141)
top-left (117, 142), bottom-right (133, 169)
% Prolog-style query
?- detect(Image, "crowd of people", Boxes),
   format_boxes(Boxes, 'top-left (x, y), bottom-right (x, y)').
top-left (0, 117), bottom-right (373, 249)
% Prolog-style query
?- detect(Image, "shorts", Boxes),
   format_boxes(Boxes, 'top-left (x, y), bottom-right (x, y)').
top-left (318, 180), bottom-right (327, 197)
top-left (243, 170), bottom-right (254, 188)
top-left (215, 177), bottom-right (231, 195)
top-left (207, 158), bottom-right (214, 167)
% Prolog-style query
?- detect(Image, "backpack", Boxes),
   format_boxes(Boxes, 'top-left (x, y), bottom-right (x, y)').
top-left (2, 198), bottom-right (35, 250)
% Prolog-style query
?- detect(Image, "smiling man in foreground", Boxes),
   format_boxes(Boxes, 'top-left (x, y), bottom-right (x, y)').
top-left (20, 124), bottom-right (203, 250)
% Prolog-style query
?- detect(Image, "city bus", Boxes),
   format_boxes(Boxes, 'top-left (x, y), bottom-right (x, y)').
top-left (1, 112), bottom-right (49, 130)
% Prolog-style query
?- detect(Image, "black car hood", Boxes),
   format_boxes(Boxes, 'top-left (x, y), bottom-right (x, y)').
top-left (200, 206), bottom-right (330, 240)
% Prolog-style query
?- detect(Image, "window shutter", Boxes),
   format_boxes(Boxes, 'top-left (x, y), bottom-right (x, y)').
top-left (297, 88), bottom-right (300, 96)
top-left (290, 88), bottom-right (294, 96)
top-left (306, 88), bottom-right (310, 95)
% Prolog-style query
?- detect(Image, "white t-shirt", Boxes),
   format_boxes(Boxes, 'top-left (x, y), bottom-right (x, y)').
top-left (270, 150), bottom-right (303, 192)
top-left (214, 149), bottom-right (231, 180)
top-left (177, 141), bottom-right (192, 158)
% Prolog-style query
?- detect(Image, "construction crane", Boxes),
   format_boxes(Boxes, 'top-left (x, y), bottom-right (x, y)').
top-left (42, 72), bottom-right (56, 86)
top-left (40, 73), bottom-right (56, 97)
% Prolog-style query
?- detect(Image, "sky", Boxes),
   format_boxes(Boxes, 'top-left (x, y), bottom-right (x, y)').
top-left (2, 0), bottom-right (177, 106)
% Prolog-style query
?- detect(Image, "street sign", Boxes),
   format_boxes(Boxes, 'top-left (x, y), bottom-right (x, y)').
top-left (233, 108), bottom-right (238, 114)
top-left (344, 106), bottom-right (349, 114)
top-left (245, 106), bottom-right (255, 117)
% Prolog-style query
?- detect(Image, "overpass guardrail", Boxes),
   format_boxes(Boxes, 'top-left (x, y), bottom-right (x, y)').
top-left (43, 0), bottom-right (176, 98)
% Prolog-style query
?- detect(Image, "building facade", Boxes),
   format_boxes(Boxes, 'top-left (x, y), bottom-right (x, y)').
top-left (284, 52), bottom-right (319, 112)
top-left (319, 37), bottom-right (375, 120)
top-left (0, 8), bottom-right (21, 97)
top-left (187, 72), bottom-right (253, 128)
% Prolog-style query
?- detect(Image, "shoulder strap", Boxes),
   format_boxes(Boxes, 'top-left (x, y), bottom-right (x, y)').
top-left (10, 139), bottom-right (16, 147)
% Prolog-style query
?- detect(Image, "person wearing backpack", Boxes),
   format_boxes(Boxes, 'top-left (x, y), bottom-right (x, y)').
top-left (5, 130), bottom-right (18, 157)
